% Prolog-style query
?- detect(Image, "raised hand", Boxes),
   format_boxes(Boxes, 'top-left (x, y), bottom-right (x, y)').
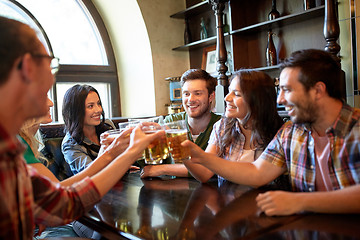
top-left (101, 128), bottom-right (133, 158)
top-left (181, 140), bottom-right (206, 164)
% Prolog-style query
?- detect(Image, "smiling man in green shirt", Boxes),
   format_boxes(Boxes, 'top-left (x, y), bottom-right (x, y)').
top-left (140, 69), bottom-right (221, 178)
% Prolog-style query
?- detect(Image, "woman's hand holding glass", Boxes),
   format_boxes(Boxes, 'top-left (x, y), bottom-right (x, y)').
top-left (100, 127), bottom-right (133, 159)
top-left (141, 122), bottom-right (169, 165)
top-left (181, 140), bottom-right (206, 164)
top-left (100, 121), bottom-right (135, 156)
top-left (127, 124), bottom-right (166, 161)
top-left (99, 120), bottom-right (167, 166)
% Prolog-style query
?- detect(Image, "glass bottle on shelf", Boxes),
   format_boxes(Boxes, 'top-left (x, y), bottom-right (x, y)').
top-left (184, 18), bottom-right (192, 45)
top-left (223, 13), bottom-right (229, 33)
top-left (200, 17), bottom-right (208, 40)
top-left (266, 30), bottom-right (277, 66)
top-left (268, 0), bottom-right (280, 20)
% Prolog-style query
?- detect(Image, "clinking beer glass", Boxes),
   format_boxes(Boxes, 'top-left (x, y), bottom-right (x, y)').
top-left (104, 122), bottom-right (133, 139)
top-left (141, 122), bottom-right (169, 165)
top-left (165, 120), bottom-right (191, 164)
top-left (102, 122), bottom-right (133, 150)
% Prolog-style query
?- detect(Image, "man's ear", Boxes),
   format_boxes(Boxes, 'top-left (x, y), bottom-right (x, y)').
top-left (209, 91), bottom-right (216, 111)
top-left (209, 91), bottom-right (215, 103)
top-left (19, 53), bottom-right (34, 83)
top-left (313, 81), bottom-right (327, 99)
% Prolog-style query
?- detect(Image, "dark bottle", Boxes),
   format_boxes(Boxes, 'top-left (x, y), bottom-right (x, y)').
top-left (266, 31), bottom-right (277, 66)
top-left (268, 0), bottom-right (280, 20)
top-left (184, 18), bottom-right (192, 45)
top-left (200, 17), bottom-right (208, 40)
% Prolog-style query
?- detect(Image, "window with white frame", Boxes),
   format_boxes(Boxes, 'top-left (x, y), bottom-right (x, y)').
top-left (0, 0), bottom-right (120, 122)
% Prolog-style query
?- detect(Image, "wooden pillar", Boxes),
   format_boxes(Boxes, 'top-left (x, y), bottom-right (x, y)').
top-left (209, 0), bottom-right (229, 112)
top-left (324, 0), bottom-right (340, 59)
top-left (209, 0), bottom-right (228, 86)
top-left (324, 0), bottom-right (346, 100)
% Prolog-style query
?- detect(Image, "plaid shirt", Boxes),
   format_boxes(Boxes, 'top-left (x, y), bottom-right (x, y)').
top-left (261, 103), bottom-right (360, 192)
top-left (0, 124), bottom-right (100, 240)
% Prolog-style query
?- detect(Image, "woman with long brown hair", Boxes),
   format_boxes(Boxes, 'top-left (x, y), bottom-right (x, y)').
top-left (184, 69), bottom-right (284, 184)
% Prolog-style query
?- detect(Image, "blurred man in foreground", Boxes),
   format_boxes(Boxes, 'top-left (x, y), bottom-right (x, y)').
top-left (0, 16), bottom-right (162, 239)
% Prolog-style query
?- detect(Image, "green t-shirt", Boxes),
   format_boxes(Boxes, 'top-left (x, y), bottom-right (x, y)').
top-left (19, 136), bottom-right (41, 164)
top-left (164, 111), bottom-right (221, 150)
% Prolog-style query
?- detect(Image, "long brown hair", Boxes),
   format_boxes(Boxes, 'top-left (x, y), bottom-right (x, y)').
top-left (219, 69), bottom-right (283, 156)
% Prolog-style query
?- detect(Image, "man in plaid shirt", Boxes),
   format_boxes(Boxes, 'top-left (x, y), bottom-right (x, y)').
top-left (183, 49), bottom-right (360, 216)
top-left (0, 17), bottom-right (163, 240)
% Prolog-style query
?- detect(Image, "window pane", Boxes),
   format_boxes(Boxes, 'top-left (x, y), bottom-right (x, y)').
top-left (56, 83), bottom-right (112, 123)
top-left (0, 1), bottom-right (50, 52)
top-left (16, 0), bottom-right (108, 65)
top-left (0, 0), bottom-right (120, 121)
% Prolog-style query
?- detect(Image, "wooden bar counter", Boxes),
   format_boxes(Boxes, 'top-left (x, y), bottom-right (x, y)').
top-left (79, 171), bottom-right (360, 240)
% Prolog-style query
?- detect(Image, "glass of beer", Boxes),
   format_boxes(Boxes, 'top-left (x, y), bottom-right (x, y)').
top-left (105, 128), bottom-right (122, 138)
top-left (118, 121), bottom-right (133, 131)
top-left (125, 120), bottom-right (147, 165)
top-left (164, 120), bottom-right (190, 164)
top-left (104, 122), bottom-right (132, 140)
top-left (141, 123), bottom-right (169, 165)
top-left (101, 122), bottom-right (132, 153)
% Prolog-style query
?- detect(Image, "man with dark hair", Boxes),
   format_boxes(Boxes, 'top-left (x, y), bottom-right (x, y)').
top-left (183, 49), bottom-right (360, 215)
top-left (0, 16), bottom-right (162, 239)
top-left (141, 69), bottom-right (221, 178)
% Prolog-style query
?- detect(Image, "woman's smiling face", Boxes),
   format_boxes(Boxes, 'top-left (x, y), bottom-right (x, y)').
top-left (224, 76), bottom-right (249, 121)
top-left (83, 91), bottom-right (102, 127)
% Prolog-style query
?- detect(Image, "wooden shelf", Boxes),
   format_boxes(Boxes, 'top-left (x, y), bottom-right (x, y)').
top-left (171, 1), bottom-right (327, 80)
top-left (172, 36), bottom-right (216, 51)
top-left (170, 1), bottom-right (211, 19)
top-left (231, 5), bottom-right (325, 35)
top-left (172, 33), bottom-right (231, 51)
top-left (172, 6), bottom-right (324, 51)
top-left (253, 64), bottom-right (281, 71)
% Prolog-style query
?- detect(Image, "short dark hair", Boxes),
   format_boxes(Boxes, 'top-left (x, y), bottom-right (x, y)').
top-left (180, 69), bottom-right (217, 95)
top-left (0, 17), bottom-right (43, 85)
top-left (280, 49), bottom-right (342, 100)
top-left (62, 84), bottom-right (105, 143)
